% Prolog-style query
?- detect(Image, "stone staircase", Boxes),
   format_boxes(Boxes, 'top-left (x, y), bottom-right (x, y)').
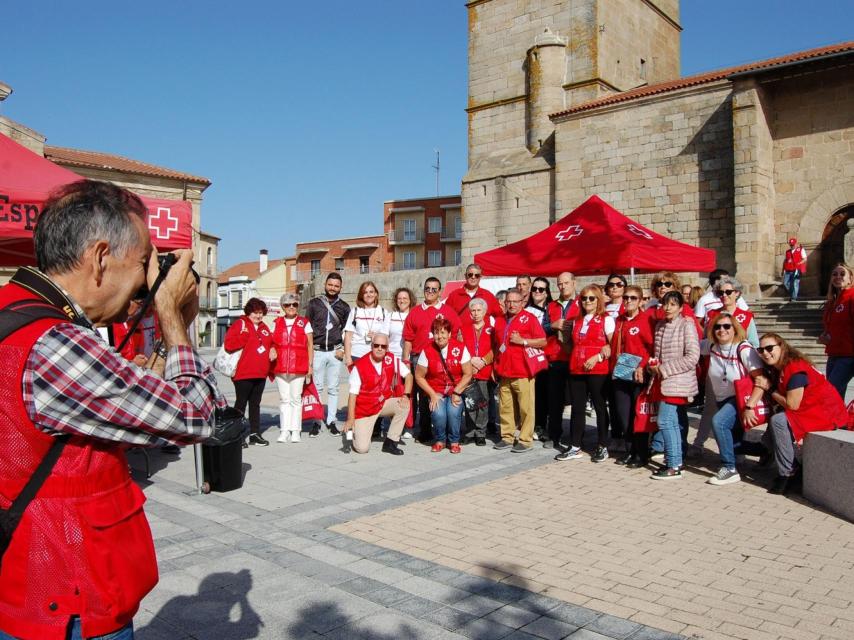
top-left (749, 297), bottom-right (828, 371)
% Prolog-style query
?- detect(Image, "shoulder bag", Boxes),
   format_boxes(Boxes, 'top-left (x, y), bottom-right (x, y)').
top-left (435, 346), bottom-right (486, 412)
top-left (213, 319), bottom-right (245, 377)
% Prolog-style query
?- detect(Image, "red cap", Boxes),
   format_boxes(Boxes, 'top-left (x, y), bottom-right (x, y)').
top-left (788, 237), bottom-right (797, 246)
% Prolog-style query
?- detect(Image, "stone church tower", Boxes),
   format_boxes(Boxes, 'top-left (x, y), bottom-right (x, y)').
top-left (462, 0), bottom-right (681, 258)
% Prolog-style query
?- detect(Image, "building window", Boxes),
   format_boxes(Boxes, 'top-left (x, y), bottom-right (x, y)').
top-left (230, 290), bottom-right (243, 309)
top-left (359, 256), bottom-right (370, 273)
top-left (403, 251), bottom-right (416, 270)
top-left (206, 247), bottom-right (213, 273)
top-left (335, 258), bottom-right (345, 271)
top-left (453, 249), bottom-right (462, 266)
top-left (428, 217), bottom-right (441, 233)
top-left (310, 259), bottom-right (321, 276)
top-left (454, 216), bottom-right (462, 237)
top-left (219, 292), bottom-right (227, 308)
top-left (403, 219), bottom-right (416, 241)
top-left (427, 250), bottom-right (442, 267)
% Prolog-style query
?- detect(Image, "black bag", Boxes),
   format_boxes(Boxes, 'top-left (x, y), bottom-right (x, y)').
top-left (435, 346), bottom-right (487, 412)
top-left (207, 406), bottom-right (249, 446)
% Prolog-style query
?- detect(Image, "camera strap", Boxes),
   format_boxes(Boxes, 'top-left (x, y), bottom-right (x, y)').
top-left (114, 262), bottom-right (172, 354)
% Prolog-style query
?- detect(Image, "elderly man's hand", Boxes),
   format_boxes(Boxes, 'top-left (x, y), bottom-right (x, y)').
top-left (149, 249), bottom-right (197, 346)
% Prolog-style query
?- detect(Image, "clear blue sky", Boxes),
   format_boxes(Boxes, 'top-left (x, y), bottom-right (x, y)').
top-left (2, 1), bottom-right (851, 268)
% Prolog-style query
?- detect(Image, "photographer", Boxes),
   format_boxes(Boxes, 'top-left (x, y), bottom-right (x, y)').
top-left (0, 180), bottom-right (224, 640)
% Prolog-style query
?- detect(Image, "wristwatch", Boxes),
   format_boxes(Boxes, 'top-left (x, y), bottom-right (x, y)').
top-left (156, 344), bottom-right (169, 360)
top-left (523, 339), bottom-right (528, 347)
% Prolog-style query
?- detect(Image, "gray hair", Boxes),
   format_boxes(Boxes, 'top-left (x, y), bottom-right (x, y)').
top-left (280, 292), bottom-right (301, 306)
top-left (714, 275), bottom-right (744, 293)
top-left (468, 297), bottom-right (488, 311)
top-left (465, 263), bottom-right (482, 272)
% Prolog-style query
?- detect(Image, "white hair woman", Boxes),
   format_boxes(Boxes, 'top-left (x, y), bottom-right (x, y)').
top-left (270, 293), bottom-right (313, 442)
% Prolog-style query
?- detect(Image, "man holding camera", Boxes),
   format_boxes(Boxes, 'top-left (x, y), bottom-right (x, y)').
top-left (0, 180), bottom-right (224, 640)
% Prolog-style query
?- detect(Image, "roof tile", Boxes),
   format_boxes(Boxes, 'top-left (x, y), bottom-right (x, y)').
top-left (44, 145), bottom-right (211, 185)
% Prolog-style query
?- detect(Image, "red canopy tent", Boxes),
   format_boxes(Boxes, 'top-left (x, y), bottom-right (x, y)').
top-left (474, 195), bottom-right (716, 277)
top-left (0, 133), bottom-right (193, 266)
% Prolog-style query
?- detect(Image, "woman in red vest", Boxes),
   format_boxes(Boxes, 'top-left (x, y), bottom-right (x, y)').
top-left (707, 276), bottom-right (759, 346)
top-left (415, 317), bottom-right (473, 453)
top-left (556, 284), bottom-right (614, 463)
top-left (460, 297), bottom-right (502, 446)
top-left (270, 293), bottom-right (313, 443)
top-left (224, 297), bottom-right (275, 446)
top-left (755, 333), bottom-right (848, 494)
top-left (819, 263), bottom-right (854, 402)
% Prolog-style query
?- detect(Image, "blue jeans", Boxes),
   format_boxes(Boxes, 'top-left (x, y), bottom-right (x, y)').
top-left (711, 397), bottom-right (767, 468)
top-left (313, 349), bottom-right (342, 424)
top-left (783, 270), bottom-right (800, 300)
top-left (431, 395), bottom-right (463, 444)
top-left (651, 405), bottom-right (689, 452)
top-left (656, 401), bottom-right (683, 468)
top-left (826, 356), bottom-right (854, 404)
top-left (0, 619), bottom-right (133, 640)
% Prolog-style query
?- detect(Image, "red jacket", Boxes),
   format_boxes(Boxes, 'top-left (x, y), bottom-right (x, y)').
top-left (354, 354), bottom-right (405, 418)
top-left (223, 317), bottom-right (274, 380)
top-left (420, 340), bottom-right (466, 395)
top-left (612, 310), bottom-right (654, 369)
top-left (544, 298), bottom-right (579, 362)
top-left (649, 303), bottom-right (702, 338)
top-left (494, 310), bottom-right (546, 379)
top-left (783, 246), bottom-right (807, 273)
top-left (778, 360), bottom-right (847, 441)
top-left (446, 286), bottom-right (503, 324)
top-left (271, 316), bottom-right (311, 376)
top-left (570, 313), bottom-right (611, 375)
top-left (111, 320), bottom-right (144, 362)
top-left (402, 302), bottom-right (461, 355)
top-left (460, 318), bottom-right (501, 381)
top-left (0, 284), bottom-right (158, 640)
top-left (823, 288), bottom-right (854, 357)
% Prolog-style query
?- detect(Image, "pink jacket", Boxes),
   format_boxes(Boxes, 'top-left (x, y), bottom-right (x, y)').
top-left (653, 315), bottom-right (700, 399)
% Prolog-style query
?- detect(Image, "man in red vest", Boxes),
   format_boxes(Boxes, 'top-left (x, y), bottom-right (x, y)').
top-left (0, 180), bottom-right (224, 640)
top-left (445, 263), bottom-right (503, 323)
top-left (782, 237), bottom-right (807, 302)
top-left (343, 333), bottom-right (411, 455)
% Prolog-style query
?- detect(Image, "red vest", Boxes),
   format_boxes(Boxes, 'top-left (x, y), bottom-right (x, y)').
top-left (707, 308), bottom-right (755, 334)
top-left (354, 354), bottom-right (404, 418)
top-left (612, 311), bottom-right (654, 368)
top-left (421, 340), bottom-right (466, 395)
top-left (570, 314), bottom-right (610, 375)
top-left (111, 321), bottom-right (144, 361)
top-left (823, 288), bottom-right (854, 357)
top-left (545, 298), bottom-right (579, 362)
top-left (224, 317), bottom-right (275, 380)
top-left (778, 360), bottom-right (847, 441)
top-left (272, 316), bottom-right (311, 375)
top-left (0, 284), bottom-right (158, 640)
top-left (461, 320), bottom-right (497, 380)
top-left (783, 247), bottom-right (807, 273)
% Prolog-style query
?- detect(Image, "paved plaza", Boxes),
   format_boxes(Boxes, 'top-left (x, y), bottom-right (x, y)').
top-left (131, 350), bottom-right (854, 640)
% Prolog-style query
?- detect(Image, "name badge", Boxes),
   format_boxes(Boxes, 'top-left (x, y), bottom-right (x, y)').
top-left (257, 346), bottom-right (266, 354)
top-left (326, 322), bottom-right (334, 330)
top-left (499, 344), bottom-right (507, 353)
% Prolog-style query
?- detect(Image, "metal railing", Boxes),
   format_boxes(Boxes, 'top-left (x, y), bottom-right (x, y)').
top-left (440, 226), bottom-right (462, 241)
top-left (391, 260), bottom-right (425, 271)
top-left (388, 229), bottom-right (425, 244)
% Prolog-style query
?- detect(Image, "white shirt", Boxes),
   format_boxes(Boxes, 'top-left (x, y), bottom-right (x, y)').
top-left (525, 305), bottom-right (545, 323)
top-left (578, 313), bottom-right (615, 337)
top-left (387, 310), bottom-right (408, 358)
top-left (605, 302), bottom-right (622, 319)
top-left (348, 355), bottom-right (410, 394)
top-left (283, 316), bottom-right (313, 334)
top-left (416, 345), bottom-right (471, 368)
top-left (694, 290), bottom-right (749, 322)
top-left (702, 340), bottom-right (763, 401)
top-left (344, 307), bottom-right (389, 359)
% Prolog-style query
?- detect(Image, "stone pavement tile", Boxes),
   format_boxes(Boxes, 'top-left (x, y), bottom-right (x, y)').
top-left (337, 576), bottom-right (387, 596)
top-left (503, 632), bottom-right (546, 640)
top-left (483, 604), bottom-right (542, 629)
top-left (518, 615), bottom-right (579, 640)
top-left (362, 585), bottom-right (415, 607)
top-left (396, 575), bottom-right (473, 604)
top-left (565, 630), bottom-right (614, 640)
top-left (393, 595), bottom-right (447, 618)
top-left (322, 611), bottom-right (453, 640)
top-left (515, 592), bottom-right (562, 616)
top-left (421, 605), bottom-right (479, 630)
top-left (626, 627), bottom-right (685, 640)
top-left (456, 616), bottom-right (518, 639)
top-left (545, 603), bottom-right (602, 628)
top-left (584, 614), bottom-right (643, 640)
top-left (451, 594), bottom-right (505, 617)
top-left (279, 592), bottom-right (385, 635)
top-left (345, 557), bottom-right (413, 584)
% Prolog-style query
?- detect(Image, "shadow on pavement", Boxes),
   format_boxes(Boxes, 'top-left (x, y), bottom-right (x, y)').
top-left (292, 600), bottom-right (422, 639)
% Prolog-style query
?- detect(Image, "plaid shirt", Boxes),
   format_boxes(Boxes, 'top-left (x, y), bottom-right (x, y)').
top-left (24, 322), bottom-right (226, 447)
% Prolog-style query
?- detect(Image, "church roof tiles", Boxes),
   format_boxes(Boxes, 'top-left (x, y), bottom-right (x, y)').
top-left (44, 145), bottom-right (211, 185)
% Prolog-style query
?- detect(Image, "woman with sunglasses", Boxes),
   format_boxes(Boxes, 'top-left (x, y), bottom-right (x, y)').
top-left (754, 333), bottom-right (847, 494)
top-left (647, 291), bottom-right (700, 480)
top-left (526, 277), bottom-right (553, 440)
top-left (415, 317), bottom-right (473, 454)
top-left (344, 281), bottom-right (389, 370)
top-left (270, 293), bottom-right (314, 443)
top-left (610, 285), bottom-right (654, 466)
top-left (706, 276), bottom-right (759, 347)
top-left (819, 263), bottom-right (854, 402)
top-left (705, 313), bottom-right (767, 485)
top-left (604, 274), bottom-right (627, 318)
top-left (460, 297), bottom-right (502, 446)
top-left (555, 284), bottom-right (614, 463)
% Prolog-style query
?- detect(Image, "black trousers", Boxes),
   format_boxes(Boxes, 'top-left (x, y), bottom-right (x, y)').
top-left (546, 362), bottom-right (570, 445)
top-left (233, 377), bottom-right (266, 434)
top-left (612, 378), bottom-right (648, 458)
top-left (534, 368), bottom-right (550, 430)
top-left (568, 373), bottom-right (609, 449)
top-left (410, 354), bottom-right (433, 441)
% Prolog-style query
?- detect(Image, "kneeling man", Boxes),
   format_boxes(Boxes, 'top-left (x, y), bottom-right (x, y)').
top-left (344, 333), bottom-right (411, 455)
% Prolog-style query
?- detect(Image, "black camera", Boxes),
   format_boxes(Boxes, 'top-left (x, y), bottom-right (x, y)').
top-left (134, 253), bottom-right (201, 301)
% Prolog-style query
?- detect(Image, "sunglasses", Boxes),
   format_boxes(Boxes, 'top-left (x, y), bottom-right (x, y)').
top-left (654, 281), bottom-right (674, 288)
top-left (580, 296), bottom-right (598, 302)
top-left (282, 303), bottom-right (299, 308)
top-left (713, 323), bottom-right (732, 331)
top-left (424, 287), bottom-right (440, 292)
top-left (624, 295), bottom-right (639, 301)
top-left (717, 289), bottom-right (737, 297)
top-left (606, 282), bottom-right (625, 288)
top-left (371, 343), bottom-right (389, 350)
top-left (831, 271), bottom-right (847, 277)
top-left (758, 344), bottom-right (779, 355)
top-left (466, 272), bottom-right (482, 278)
top-left (531, 286), bottom-right (548, 293)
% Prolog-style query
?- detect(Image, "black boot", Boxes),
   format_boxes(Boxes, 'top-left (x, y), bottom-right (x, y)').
top-left (382, 437), bottom-right (404, 456)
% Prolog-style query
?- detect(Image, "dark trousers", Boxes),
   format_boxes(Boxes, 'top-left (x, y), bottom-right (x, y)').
top-left (569, 373), bottom-right (609, 449)
top-left (547, 361), bottom-right (570, 445)
top-left (612, 378), bottom-right (648, 458)
top-left (534, 369), bottom-right (550, 431)
top-left (410, 354), bottom-right (433, 441)
top-left (233, 377), bottom-right (266, 434)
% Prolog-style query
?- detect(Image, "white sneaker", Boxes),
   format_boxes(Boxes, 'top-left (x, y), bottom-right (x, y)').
top-left (708, 467), bottom-right (741, 485)
top-left (277, 431), bottom-right (290, 444)
top-left (290, 431), bottom-right (301, 443)
top-left (402, 431), bottom-right (413, 439)
top-left (649, 451), bottom-right (665, 462)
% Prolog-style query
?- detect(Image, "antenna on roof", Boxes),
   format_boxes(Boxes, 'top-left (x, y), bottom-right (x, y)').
top-left (432, 149), bottom-right (440, 197)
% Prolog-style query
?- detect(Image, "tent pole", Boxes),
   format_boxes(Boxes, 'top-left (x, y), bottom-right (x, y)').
top-left (630, 267), bottom-right (635, 284)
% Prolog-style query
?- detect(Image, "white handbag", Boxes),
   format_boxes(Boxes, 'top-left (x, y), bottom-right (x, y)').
top-left (213, 320), bottom-right (244, 377)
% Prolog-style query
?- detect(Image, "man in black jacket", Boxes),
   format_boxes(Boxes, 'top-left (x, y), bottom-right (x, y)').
top-left (306, 272), bottom-right (350, 436)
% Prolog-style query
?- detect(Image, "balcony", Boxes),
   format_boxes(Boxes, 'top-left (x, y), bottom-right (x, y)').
top-left (391, 260), bottom-right (425, 271)
top-left (295, 270), bottom-right (322, 284)
top-left (388, 229), bottom-right (424, 245)
top-left (440, 226), bottom-right (462, 242)
top-left (198, 297), bottom-right (218, 312)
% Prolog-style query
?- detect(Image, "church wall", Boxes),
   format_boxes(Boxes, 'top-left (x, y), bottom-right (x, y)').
top-left (468, 101), bottom-right (528, 166)
top-left (552, 83), bottom-right (735, 273)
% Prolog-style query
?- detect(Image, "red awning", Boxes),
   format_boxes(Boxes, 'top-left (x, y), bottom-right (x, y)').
top-left (474, 195), bottom-right (716, 276)
top-left (0, 133), bottom-right (193, 266)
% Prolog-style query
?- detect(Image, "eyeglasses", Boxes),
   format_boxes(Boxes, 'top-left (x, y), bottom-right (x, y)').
top-left (282, 303), bottom-right (299, 308)
top-left (624, 295), bottom-right (639, 301)
top-left (424, 287), bottom-right (439, 293)
top-left (580, 296), bottom-right (598, 302)
top-left (531, 286), bottom-right (547, 293)
top-left (713, 323), bottom-right (732, 331)
top-left (371, 343), bottom-right (389, 350)
top-left (606, 282), bottom-right (625, 288)
top-left (506, 298), bottom-right (522, 304)
top-left (465, 272), bottom-right (482, 278)
top-left (717, 290), bottom-right (737, 297)
top-left (758, 344), bottom-right (779, 355)
top-left (654, 281), bottom-right (674, 288)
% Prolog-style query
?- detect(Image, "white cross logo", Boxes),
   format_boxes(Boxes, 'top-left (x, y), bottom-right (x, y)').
top-left (555, 225), bottom-right (583, 241)
top-left (629, 327), bottom-right (640, 336)
top-left (735, 314), bottom-right (746, 324)
top-left (148, 207), bottom-right (179, 239)
top-left (626, 224), bottom-right (653, 240)
top-left (451, 347), bottom-right (461, 358)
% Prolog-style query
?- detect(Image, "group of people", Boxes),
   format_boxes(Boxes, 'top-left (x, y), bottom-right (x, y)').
top-left (224, 261), bottom-right (853, 492)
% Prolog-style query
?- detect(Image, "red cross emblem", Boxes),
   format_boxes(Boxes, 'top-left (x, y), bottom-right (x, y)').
top-left (555, 225), bottom-right (583, 241)
top-left (629, 327), bottom-right (640, 336)
top-left (519, 315), bottom-right (529, 324)
top-left (836, 304), bottom-right (844, 313)
top-left (626, 224), bottom-right (653, 240)
top-left (735, 314), bottom-right (746, 324)
top-left (148, 207), bottom-right (179, 240)
top-left (384, 355), bottom-right (393, 365)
